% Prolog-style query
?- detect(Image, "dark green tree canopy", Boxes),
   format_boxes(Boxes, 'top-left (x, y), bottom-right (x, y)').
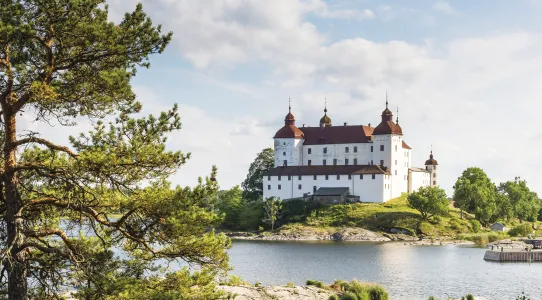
top-left (0, 1), bottom-right (229, 299)
top-left (407, 186), bottom-right (449, 221)
top-left (498, 178), bottom-right (540, 222)
top-left (241, 148), bottom-right (274, 201)
top-left (453, 167), bottom-right (497, 225)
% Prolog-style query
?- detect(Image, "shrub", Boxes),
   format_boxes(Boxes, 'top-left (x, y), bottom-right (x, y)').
top-left (328, 295), bottom-right (340, 300)
top-left (509, 224), bottom-right (533, 237)
top-left (470, 219), bottom-right (481, 233)
top-left (341, 292), bottom-right (359, 300)
top-left (462, 294), bottom-right (474, 300)
top-left (286, 282), bottom-right (295, 288)
top-left (428, 297), bottom-right (436, 300)
top-left (238, 200), bottom-right (265, 230)
top-left (306, 279), bottom-right (325, 288)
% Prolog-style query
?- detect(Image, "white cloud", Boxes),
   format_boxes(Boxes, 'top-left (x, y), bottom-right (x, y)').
top-left (433, 1), bottom-right (457, 15)
top-left (104, 0), bottom-right (542, 196)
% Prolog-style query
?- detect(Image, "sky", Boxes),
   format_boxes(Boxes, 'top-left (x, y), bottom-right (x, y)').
top-left (31, 0), bottom-right (542, 196)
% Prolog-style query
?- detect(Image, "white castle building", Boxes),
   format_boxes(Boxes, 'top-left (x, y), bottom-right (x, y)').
top-left (262, 99), bottom-right (439, 202)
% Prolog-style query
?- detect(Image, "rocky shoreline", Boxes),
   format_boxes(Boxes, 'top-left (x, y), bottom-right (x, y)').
top-left (218, 285), bottom-right (334, 300)
top-left (224, 228), bottom-right (475, 246)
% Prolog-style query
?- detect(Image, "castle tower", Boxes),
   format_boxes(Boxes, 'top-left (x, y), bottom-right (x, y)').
top-left (372, 93), bottom-right (406, 198)
top-left (272, 99), bottom-right (304, 167)
top-left (425, 150), bottom-right (438, 186)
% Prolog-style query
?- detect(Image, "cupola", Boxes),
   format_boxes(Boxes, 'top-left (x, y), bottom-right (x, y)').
top-left (319, 102), bottom-right (332, 127)
top-left (373, 93), bottom-right (403, 135)
top-left (425, 151), bottom-right (438, 165)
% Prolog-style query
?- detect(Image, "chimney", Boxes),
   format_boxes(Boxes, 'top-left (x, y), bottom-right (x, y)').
top-left (302, 124), bottom-right (305, 127)
top-left (368, 123), bottom-right (371, 127)
top-left (344, 122), bottom-right (348, 126)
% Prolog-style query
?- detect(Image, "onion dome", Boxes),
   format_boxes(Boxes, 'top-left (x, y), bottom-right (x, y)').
top-left (425, 151), bottom-right (438, 165)
top-left (373, 96), bottom-right (402, 135)
top-left (274, 100), bottom-right (304, 139)
top-left (319, 103), bottom-right (332, 127)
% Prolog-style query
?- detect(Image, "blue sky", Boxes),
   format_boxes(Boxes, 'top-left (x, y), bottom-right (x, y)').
top-left (49, 0), bottom-right (542, 195)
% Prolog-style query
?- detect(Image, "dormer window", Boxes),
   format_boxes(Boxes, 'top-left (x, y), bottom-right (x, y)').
top-left (323, 147), bottom-right (328, 154)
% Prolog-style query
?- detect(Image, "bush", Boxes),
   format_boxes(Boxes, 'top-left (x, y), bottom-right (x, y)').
top-left (238, 200), bottom-right (265, 230)
top-left (341, 292), bottom-right (359, 300)
top-left (306, 279), bottom-right (325, 288)
top-left (509, 224), bottom-right (533, 237)
top-left (462, 295), bottom-right (474, 300)
top-left (470, 219), bottom-right (481, 233)
top-left (286, 282), bottom-right (295, 288)
top-left (329, 295), bottom-right (340, 300)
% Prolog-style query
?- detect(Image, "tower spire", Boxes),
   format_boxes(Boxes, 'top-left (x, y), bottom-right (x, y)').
top-left (386, 91), bottom-right (388, 109)
top-left (396, 106), bottom-right (399, 124)
top-left (324, 97), bottom-right (327, 113)
top-left (289, 96), bottom-right (291, 113)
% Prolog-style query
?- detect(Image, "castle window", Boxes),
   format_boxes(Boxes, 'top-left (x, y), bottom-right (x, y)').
top-left (278, 176), bottom-right (281, 181)
top-left (283, 160), bottom-right (287, 166)
top-left (313, 186), bottom-right (317, 193)
top-left (325, 175), bottom-right (329, 180)
top-left (323, 147), bottom-right (328, 154)
top-left (283, 152), bottom-right (286, 156)
top-left (298, 184), bottom-right (302, 190)
top-left (434, 166), bottom-right (437, 170)
top-left (371, 146), bottom-right (373, 152)
top-left (268, 176), bottom-right (271, 181)
top-left (308, 148), bottom-right (312, 154)
top-left (298, 175), bottom-right (302, 180)
top-left (404, 175), bottom-right (406, 180)
top-left (323, 159), bottom-right (327, 166)
top-left (283, 142), bottom-right (286, 145)
top-left (354, 146), bottom-right (358, 153)
top-left (333, 159), bottom-right (337, 165)
top-left (372, 174), bottom-right (375, 179)
top-left (288, 175), bottom-right (291, 180)
top-left (345, 147), bottom-right (349, 153)
top-left (433, 173), bottom-right (437, 178)
top-left (395, 170), bottom-right (397, 175)
top-left (268, 185), bottom-right (271, 190)
top-left (380, 145), bottom-right (384, 151)
top-left (354, 159), bottom-right (358, 165)
top-left (348, 175), bottom-right (352, 180)
top-left (433, 181), bottom-right (436, 185)
top-left (360, 174), bottom-right (364, 180)
top-left (278, 184), bottom-right (281, 190)
top-left (308, 160), bottom-right (312, 166)
top-left (380, 160), bottom-right (384, 166)
top-left (337, 175), bottom-right (340, 180)
top-left (345, 159), bottom-right (349, 166)
top-left (395, 145), bottom-right (397, 152)
top-left (395, 160), bottom-right (397, 165)
top-left (314, 175), bottom-right (317, 180)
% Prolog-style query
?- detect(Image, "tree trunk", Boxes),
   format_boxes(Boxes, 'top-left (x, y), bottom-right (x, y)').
top-left (3, 110), bottom-right (28, 300)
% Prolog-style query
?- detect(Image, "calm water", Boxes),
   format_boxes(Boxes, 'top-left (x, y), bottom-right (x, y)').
top-left (228, 240), bottom-right (541, 300)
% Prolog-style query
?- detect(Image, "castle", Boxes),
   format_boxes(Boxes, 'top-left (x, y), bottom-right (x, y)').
top-left (262, 98), bottom-right (438, 202)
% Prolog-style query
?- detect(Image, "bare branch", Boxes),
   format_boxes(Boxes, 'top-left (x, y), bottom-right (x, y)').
top-left (14, 137), bottom-right (78, 157)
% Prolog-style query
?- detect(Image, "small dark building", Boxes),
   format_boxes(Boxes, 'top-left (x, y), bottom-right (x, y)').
top-left (312, 187), bottom-right (359, 204)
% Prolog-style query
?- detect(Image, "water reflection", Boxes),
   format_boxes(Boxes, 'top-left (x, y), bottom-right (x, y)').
top-left (227, 241), bottom-right (541, 300)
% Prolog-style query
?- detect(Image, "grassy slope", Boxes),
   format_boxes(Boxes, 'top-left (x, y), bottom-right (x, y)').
top-left (279, 195), bottom-right (487, 240)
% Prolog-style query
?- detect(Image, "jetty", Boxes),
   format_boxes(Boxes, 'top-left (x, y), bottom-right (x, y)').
top-left (484, 250), bottom-right (542, 262)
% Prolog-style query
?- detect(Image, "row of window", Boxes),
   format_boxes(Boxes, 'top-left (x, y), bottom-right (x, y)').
top-left (268, 174), bottom-right (377, 182)
top-left (306, 145), bottom-right (387, 155)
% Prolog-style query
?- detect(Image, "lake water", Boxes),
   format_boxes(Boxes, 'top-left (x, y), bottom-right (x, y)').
top-left (227, 240), bottom-right (541, 300)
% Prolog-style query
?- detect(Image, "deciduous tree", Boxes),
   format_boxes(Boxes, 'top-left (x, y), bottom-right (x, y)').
top-left (499, 178), bottom-right (541, 223)
top-left (0, 1), bottom-right (229, 298)
top-left (241, 148), bottom-right (274, 201)
top-left (263, 197), bottom-right (282, 231)
top-left (407, 186), bottom-right (449, 221)
top-left (453, 167), bottom-right (497, 225)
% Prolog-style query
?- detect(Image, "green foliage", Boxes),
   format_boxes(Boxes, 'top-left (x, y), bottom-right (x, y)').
top-left (306, 280), bottom-right (325, 288)
top-left (341, 292), bottom-right (359, 300)
top-left (263, 197), bottom-right (283, 230)
top-left (329, 295), bottom-right (341, 300)
top-left (517, 292), bottom-right (531, 300)
top-left (453, 167), bottom-right (498, 225)
top-left (241, 148), bottom-right (274, 201)
top-left (336, 281), bottom-right (388, 300)
top-left (239, 199), bottom-right (265, 230)
top-left (219, 275), bottom-right (249, 287)
top-left (509, 223), bottom-right (534, 237)
top-left (458, 232), bottom-right (508, 245)
top-left (407, 186), bottom-right (449, 221)
top-left (216, 186), bottom-right (245, 229)
top-left (461, 294), bottom-right (474, 300)
top-left (0, 1), bottom-right (231, 298)
top-left (499, 179), bottom-right (541, 222)
top-left (286, 282), bottom-right (295, 288)
top-left (469, 219), bottom-right (481, 233)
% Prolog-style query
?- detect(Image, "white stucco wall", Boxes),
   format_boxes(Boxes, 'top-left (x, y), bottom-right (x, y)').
top-left (274, 138), bottom-right (303, 167)
top-left (426, 164), bottom-right (438, 186)
top-left (302, 143), bottom-right (374, 166)
top-left (263, 173), bottom-right (390, 202)
top-left (410, 170), bottom-right (431, 193)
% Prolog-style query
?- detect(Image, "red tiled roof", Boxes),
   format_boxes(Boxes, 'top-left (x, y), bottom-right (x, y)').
top-left (264, 165), bottom-right (390, 176)
top-left (273, 125), bottom-right (304, 139)
top-left (299, 125), bottom-right (373, 145)
top-left (373, 121), bottom-right (402, 135)
top-left (402, 140), bottom-right (411, 149)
